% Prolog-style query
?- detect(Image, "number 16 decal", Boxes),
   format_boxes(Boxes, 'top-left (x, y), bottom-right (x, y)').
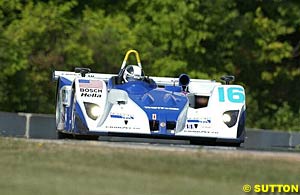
top-left (218, 87), bottom-right (245, 103)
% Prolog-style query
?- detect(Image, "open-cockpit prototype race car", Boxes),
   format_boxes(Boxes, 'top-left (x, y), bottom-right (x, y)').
top-left (53, 50), bottom-right (246, 146)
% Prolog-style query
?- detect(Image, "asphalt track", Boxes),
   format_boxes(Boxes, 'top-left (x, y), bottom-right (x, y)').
top-left (26, 136), bottom-right (300, 160)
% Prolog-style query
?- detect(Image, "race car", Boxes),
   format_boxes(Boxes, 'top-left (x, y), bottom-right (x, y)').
top-left (53, 49), bottom-right (246, 146)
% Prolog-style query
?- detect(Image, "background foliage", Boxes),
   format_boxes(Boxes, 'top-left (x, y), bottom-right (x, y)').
top-left (0, 0), bottom-right (299, 131)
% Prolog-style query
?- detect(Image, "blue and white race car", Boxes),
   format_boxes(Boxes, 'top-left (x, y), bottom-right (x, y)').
top-left (53, 50), bottom-right (246, 146)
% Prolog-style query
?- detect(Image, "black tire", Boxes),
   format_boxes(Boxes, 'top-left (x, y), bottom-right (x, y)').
top-left (190, 139), bottom-right (217, 146)
top-left (222, 142), bottom-right (241, 147)
top-left (57, 130), bottom-right (73, 139)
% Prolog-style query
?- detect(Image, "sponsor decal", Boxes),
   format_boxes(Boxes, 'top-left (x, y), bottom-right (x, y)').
top-left (62, 72), bottom-right (76, 76)
top-left (152, 114), bottom-right (157, 120)
top-left (80, 88), bottom-right (102, 93)
top-left (80, 92), bottom-right (102, 98)
top-left (144, 106), bottom-right (179, 111)
top-left (110, 113), bottom-right (134, 120)
top-left (79, 87), bottom-right (102, 98)
top-left (183, 129), bottom-right (218, 134)
top-left (104, 125), bottom-right (141, 130)
top-left (160, 122), bottom-right (166, 128)
top-left (185, 117), bottom-right (212, 130)
top-left (110, 113), bottom-right (135, 126)
top-left (187, 118), bottom-right (211, 123)
top-left (79, 79), bottom-right (103, 88)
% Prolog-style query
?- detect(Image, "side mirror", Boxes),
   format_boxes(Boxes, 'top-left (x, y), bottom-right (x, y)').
top-left (221, 75), bottom-right (235, 85)
top-left (75, 67), bottom-right (91, 77)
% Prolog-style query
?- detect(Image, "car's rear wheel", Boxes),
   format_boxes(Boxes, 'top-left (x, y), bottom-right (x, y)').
top-left (57, 130), bottom-right (73, 139)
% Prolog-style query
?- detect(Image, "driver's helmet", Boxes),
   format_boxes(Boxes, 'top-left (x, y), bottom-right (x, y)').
top-left (123, 65), bottom-right (144, 82)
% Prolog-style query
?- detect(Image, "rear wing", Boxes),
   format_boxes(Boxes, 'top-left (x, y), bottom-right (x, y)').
top-left (53, 70), bottom-right (221, 95)
top-left (52, 70), bottom-right (115, 82)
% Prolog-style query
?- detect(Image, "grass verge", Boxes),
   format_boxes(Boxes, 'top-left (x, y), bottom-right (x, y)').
top-left (0, 137), bottom-right (299, 195)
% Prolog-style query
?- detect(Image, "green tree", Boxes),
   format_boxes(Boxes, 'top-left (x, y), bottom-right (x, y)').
top-left (0, 0), bottom-right (89, 112)
top-left (0, 0), bottom-right (299, 131)
top-left (234, 1), bottom-right (300, 130)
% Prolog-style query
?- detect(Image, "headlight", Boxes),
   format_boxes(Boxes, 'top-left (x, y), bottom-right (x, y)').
top-left (222, 113), bottom-right (232, 123)
top-left (84, 102), bottom-right (101, 120)
top-left (222, 110), bottom-right (239, 127)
